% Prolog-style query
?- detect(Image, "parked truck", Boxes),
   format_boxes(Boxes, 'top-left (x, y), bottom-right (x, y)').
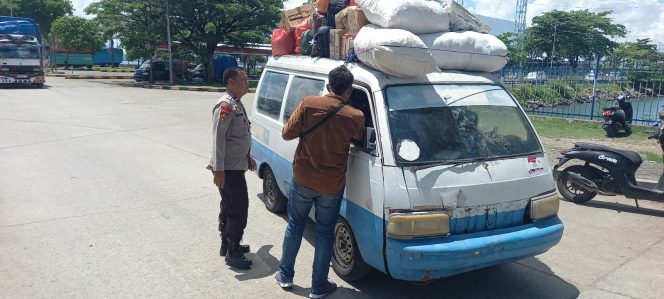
top-left (0, 17), bottom-right (45, 88)
top-left (93, 48), bottom-right (124, 67)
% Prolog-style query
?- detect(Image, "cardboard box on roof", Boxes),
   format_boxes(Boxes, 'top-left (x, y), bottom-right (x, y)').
top-left (341, 34), bottom-right (354, 59)
top-left (335, 6), bottom-right (368, 35)
top-left (329, 29), bottom-right (347, 60)
top-left (279, 3), bottom-right (314, 32)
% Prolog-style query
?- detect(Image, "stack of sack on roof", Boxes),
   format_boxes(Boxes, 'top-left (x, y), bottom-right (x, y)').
top-left (271, 0), bottom-right (508, 77)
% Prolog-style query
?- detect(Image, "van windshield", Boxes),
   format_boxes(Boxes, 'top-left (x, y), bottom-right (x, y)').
top-left (0, 43), bottom-right (40, 59)
top-left (385, 84), bottom-right (542, 165)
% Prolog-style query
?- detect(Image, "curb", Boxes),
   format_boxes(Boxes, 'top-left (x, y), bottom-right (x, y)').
top-left (142, 85), bottom-right (226, 92)
top-left (139, 85), bottom-right (257, 93)
top-left (98, 69), bottom-right (135, 73)
top-left (64, 75), bottom-right (134, 79)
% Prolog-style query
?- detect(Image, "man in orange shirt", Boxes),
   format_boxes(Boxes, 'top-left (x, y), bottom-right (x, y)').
top-left (275, 66), bottom-right (364, 299)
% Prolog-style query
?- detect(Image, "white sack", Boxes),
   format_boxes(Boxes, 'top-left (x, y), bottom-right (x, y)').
top-left (354, 25), bottom-right (440, 77)
top-left (356, 0), bottom-right (449, 34)
top-left (446, 0), bottom-right (491, 33)
top-left (419, 31), bottom-right (507, 72)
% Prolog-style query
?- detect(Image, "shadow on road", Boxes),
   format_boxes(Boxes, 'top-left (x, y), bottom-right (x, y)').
top-left (254, 194), bottom-right (580, 299)
top-left (0, 84), bottom-right (50, 89)
top-left (581, 200), bottom-right (664, 217)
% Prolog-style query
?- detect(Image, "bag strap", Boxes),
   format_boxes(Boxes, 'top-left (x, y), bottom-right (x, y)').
top-left (299, 101), bottom-right (348, 139)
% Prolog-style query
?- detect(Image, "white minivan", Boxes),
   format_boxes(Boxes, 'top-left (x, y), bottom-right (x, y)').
top-left (250, 55), bottom-right (563, 283)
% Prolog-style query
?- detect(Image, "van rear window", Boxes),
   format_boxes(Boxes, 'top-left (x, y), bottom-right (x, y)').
top-left (256, 71), bottom-right (289, 120)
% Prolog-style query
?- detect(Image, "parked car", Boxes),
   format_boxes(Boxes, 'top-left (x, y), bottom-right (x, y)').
top-left (134, 61), bottom-right (168, 81)
top-left (134, 60), bottom-right (188, 82)
top-left (524, 71), bottom-right (547, 84)
top-left (190, 64), bottom-right (204, 79)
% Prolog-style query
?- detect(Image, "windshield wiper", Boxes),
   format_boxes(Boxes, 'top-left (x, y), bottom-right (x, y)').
top-left (445, 88), bottom-right (504, 106)
top-left (410, 157), bottom-right (490, 173)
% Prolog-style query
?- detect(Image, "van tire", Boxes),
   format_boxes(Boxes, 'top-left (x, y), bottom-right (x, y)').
top-left (332, 217), bottom-right (371, 282)
top-left (263, 167), bottom-right (287, 213)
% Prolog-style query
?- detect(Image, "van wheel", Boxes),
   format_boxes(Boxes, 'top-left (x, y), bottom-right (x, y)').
top-left (332, 217), bottom-right (371, 282)
top-left (263, 167), bottom-right (287, 213)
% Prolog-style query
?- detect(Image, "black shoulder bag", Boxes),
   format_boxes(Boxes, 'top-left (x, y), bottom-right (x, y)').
top-left (299, 102), bottom-right (348, 139)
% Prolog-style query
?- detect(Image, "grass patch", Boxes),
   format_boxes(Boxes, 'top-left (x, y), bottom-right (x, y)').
top-left (510, 81), bottom-right (624, 106)
top-left (643, 151), bottom-right (664, 164)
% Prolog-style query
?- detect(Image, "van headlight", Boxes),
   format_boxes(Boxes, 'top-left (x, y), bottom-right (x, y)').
top-left (530, 192), bottom-right (560, 221)
top-left (387, 212), bottom-right (450, 239)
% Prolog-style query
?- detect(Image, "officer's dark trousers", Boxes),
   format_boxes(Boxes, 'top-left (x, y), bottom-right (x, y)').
top-left (218, 170), bottom-right (249, 244)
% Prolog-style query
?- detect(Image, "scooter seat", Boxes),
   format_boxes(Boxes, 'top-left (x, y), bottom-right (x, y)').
top-left (575, 142), bottom-right (643, 165)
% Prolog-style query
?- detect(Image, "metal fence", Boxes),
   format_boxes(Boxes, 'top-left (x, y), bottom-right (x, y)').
top-left (501, 61), bottom-right (664, 125)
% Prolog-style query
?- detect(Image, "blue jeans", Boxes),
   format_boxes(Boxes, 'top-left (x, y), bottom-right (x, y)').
top-left (278, 180), bottom-right (343, 291)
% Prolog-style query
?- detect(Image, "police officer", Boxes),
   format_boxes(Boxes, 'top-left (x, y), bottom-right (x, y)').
top-left (207, 67), bottom-right (255, 269)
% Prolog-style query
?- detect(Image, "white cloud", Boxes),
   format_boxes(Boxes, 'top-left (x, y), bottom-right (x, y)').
top-left (284, 0), bottom-right (306, 9)
top-left (71, 0), bottom-right (94, 18)
top-left (468, 0), bottom-right (664, 43)
top-left (468, 0), bottom-right (517, 20)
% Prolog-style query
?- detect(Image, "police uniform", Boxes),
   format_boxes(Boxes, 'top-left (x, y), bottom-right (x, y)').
top-left (207, 92), bottom-right (251, 246)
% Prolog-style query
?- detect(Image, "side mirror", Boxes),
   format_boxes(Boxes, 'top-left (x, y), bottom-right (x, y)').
top-left (365, 127), bottom-right (377, 153)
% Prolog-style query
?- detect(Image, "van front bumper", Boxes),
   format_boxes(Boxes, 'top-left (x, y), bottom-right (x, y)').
top-left (386, 216), bottom-right (563, 282)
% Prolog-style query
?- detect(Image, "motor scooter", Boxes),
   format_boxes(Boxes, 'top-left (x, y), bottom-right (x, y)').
top-left (602, 96), bottom-right (633, 137)
top-left (554, 112), bottom-right (664, 206)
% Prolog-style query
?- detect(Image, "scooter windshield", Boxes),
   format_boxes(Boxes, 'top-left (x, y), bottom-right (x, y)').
top-left (385, 84), bottom-right (542, 165)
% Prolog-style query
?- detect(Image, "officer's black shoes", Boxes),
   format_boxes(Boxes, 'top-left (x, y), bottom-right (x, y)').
top-left (220, 238), bottom-right (250, 257)
top-left (220, 239), bottom-right (228, 256)
top-left (225, 241), bottom-right (252, 269)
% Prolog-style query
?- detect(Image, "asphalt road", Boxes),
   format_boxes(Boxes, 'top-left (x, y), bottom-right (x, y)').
top-left (1, 78), bottom-right (663, 298)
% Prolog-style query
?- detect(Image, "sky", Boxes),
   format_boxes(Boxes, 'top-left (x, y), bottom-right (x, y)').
top-left (73, 0), bottom-right (664, 46)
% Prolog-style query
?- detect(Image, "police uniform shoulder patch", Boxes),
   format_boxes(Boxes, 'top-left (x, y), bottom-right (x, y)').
top-left (219, 101), bottom-right (235, 120)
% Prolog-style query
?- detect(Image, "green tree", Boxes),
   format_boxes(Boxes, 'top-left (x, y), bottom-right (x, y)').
top-left (497, 32), bottom-right (526, 67)
top-left (84, 1), bottom-right (125, 67)
top-left (0, 0), bottom-right (73, 36)
top-left (524, 10), bottom-right (626, 69)
top-left (51, 16), bottom-right (104, 69)
top-left (170, 0), bottom-right (282, 81)
top-left (613, 39), bottom-right (662, 67)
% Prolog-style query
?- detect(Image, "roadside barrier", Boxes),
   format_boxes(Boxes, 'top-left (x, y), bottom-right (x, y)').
top-left (64, 75), bottom-right (134, 79)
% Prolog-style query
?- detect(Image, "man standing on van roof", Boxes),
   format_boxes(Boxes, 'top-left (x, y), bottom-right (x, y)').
top-left (275, 66), bottom-right (364, 299)
top-left (207, 67), bottom-right (255, 270)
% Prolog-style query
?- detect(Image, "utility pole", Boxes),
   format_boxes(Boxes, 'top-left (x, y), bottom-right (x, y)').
top-left (166, 0), bottom-right (173, 84)
top-left (145, 2), bottom-right (154, 83)
top-left (550, 25), bottom-right (557, 75)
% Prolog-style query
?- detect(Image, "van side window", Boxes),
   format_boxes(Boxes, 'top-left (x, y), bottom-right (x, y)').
top-left (283, 76), bottom-right (326, 123)
top-left (348, 88), bottom-right (377, 155)
top-left (256, 71), bottom-right (289, 120)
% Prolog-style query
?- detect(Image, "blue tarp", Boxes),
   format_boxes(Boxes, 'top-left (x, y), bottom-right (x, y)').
top-left (213, 54), bottom-right (238, 81)
top-left (0, 16), bottom-right (41, 43)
